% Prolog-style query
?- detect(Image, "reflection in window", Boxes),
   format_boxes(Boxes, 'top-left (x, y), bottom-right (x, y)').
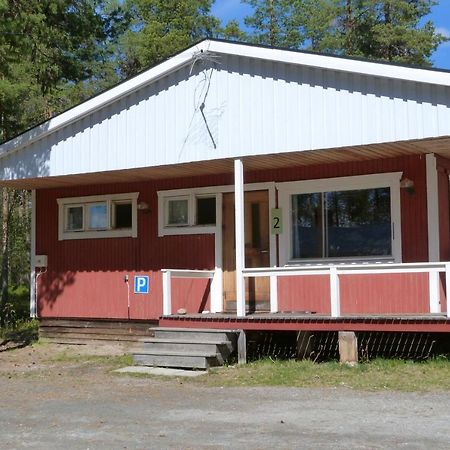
top-left (88, 203), bottom-right (108, 229)
top-left (114, 202), bottom-right (132, 229)
top-left (66, 206), bottom-right (83, 231)
top-left (167, 199), bottom-right (188, 225)
top-left (292, 187), bottom-right (391, 259)
top-left (196, 197), bottom-right (216, 225)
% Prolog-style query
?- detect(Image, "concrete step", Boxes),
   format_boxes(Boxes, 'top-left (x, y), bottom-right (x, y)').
top-left (138, 338), bottom-right (233, 353)
top-left (133, 350), bottom-right (220, 370)
top-left (153, 327), bottom-right (237, 343)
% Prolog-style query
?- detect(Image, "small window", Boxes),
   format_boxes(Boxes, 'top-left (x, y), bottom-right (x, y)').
top-left (114, 202), bottom-right (132, 229)
top-left (87, 203), bottom-right (108, 230)
top-left (58, 192), bottom-right (138, 240)
top-left (196, 197), bottom-right (216, 225)
top-left (167, 198), bottom-right (189, 226)
top-left (66, 205), bottom-right (83, 231)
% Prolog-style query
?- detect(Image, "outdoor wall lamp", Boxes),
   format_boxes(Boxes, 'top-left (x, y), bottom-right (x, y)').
top-left (400, 177), bottom-right (415, 194)
top-left (137, 201), bottom-right (150, 213)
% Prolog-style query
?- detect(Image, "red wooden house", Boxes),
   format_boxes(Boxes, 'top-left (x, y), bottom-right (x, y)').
top-left (1, 40), bottom-right (450, 337)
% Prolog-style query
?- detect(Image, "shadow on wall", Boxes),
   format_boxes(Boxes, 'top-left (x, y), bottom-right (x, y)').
top-left (37, 270), bottom-right (76, 313)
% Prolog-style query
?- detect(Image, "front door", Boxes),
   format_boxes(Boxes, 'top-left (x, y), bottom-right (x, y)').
top-left (222, 190), bottom-right (270, 312)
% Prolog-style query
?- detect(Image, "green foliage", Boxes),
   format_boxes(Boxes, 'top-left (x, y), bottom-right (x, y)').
top-left (241, 0), bottom-right (447, 66)
top-left (119, 0), bottom-right (220, 77)
top-left (0, 318), bottom-right (38, 344)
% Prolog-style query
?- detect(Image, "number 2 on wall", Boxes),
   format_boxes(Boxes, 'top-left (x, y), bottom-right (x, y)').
top-left (271, 208), bottom-right (282, 235)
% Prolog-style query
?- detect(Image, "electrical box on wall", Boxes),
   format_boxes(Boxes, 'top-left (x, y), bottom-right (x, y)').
top-left (34, 255), bottom-right (48, 268)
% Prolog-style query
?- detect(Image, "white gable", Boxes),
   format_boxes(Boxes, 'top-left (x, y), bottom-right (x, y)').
top-left (1, 39), bottom-right (450, 183)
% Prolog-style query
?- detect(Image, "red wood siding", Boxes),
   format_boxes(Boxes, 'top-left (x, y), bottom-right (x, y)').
top-left (36, 154), bottom-right (432, 320)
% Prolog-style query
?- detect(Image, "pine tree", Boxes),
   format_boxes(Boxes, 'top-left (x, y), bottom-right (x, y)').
top-left (119, 0), bottom-right (220, 77)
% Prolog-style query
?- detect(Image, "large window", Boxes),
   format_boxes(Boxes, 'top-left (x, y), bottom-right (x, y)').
top-left (291, 188), bottom-right (391, 259)
top-left (278, 173), bottom-right (402, 264)
top-left (58, 192), bottom-right (139, 240)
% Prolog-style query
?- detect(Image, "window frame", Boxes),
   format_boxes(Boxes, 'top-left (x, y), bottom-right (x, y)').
top-left (158, 188), bottom-right (218, 236)
top-left (57, 192), bottom-right (139, 240)
top-left (277, 173), bottom-right (403, 265)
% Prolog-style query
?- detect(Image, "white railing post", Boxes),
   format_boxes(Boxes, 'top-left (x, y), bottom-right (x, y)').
top-left (446, 263), bottom-right (450, 319)
top-left (429, 271), bottom-right (441, 314)
top-left (162, 270), bottom-right (172, 316)
top-left (234, 159), bottom-right (246, 317)
top-left (270, 275), bottom-right (278, 313)
top-left (330, 266), bottom-right (341, 318)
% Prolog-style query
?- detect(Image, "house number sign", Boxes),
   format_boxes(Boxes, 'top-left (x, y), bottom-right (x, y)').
top-left (271, 208), bottom-right (282, 234)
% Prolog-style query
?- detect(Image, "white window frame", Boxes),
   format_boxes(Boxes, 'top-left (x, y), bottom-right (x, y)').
top-left (57, 192), bottom-right (139, 240)
top-left (158, 188), bottom-right (219, 236)
top-left (277, 172), bottom-right (403, 265)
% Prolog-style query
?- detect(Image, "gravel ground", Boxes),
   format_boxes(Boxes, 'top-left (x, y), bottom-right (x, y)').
top-left (1, 344), bottom-right (450, 450)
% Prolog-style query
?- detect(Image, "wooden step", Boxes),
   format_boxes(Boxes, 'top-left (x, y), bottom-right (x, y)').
top-left (153, 327), bottom-right (237, 343)
top-left (133, 350), bottom-right (220, 370)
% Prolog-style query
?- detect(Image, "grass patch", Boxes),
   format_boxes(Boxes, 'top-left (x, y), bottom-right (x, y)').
top-left (48, 351), bottom-right (133, 369)
top-left (0, 318), bottom-right (39, 345)
top-left (201, 357), bottom-right (450, 391)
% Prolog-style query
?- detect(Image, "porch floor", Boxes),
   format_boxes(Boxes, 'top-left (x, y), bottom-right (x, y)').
top-left (159, 312), bottom-right (450, 332)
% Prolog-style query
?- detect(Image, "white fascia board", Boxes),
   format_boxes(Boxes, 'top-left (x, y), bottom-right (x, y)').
top-left (0, 41), bottom-right (211, 156)
top-left (208, 40), bottom-right (450, 87)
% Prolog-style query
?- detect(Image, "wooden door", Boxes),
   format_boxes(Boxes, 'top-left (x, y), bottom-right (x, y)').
top-left (222, 190), bottom-right (270, 312)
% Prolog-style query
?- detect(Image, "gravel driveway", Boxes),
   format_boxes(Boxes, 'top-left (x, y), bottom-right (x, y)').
top-left (1, 344), bottom-right (449, 450)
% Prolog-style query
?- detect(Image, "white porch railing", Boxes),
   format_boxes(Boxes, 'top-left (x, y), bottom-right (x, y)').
top-left (162, 269), bottom-right (215, 316)
top-left (161, 262), bottom-right (450, 319)
top-left (243, 262), bottom-right (450, 318)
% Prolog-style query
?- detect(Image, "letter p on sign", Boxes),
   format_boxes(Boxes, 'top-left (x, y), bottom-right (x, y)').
top-left (134, 275), bottom-right (149, 294)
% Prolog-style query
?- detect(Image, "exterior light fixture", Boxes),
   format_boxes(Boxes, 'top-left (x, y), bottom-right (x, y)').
top-left (137, 201), bottom-right (150, 212)
top-left (400, 177), bottom-right (415, 194)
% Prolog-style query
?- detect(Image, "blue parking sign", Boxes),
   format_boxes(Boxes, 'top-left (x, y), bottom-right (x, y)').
top-left (134, 275), bottom-right (149, 294)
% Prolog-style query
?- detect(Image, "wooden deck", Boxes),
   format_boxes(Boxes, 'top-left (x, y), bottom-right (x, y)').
top-left (159, 313), bottom-right (450, 333)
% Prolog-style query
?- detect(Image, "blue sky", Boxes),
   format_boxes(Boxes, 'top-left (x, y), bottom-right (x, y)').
top-left (212, 0), bottom-right (450, 70)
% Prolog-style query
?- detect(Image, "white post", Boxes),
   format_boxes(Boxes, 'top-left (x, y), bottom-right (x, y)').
top-left (234, 159), bottom-right (246, 317)
top-left (29, 190), bottom-right (37, 318)
top-left (330, 266), bottom-right (341, 318)
top-left (428, 271), bottom-right (441, 314)
top-left (426, 153), bottom-right (440, 261)
top-left (211, 193), bottom-right (223, 313)
top-left (162, 270), bottom-right (172, 316)
top-left (270, 275), bottom-right (278, 313)
top-left (446, 263), bottom-right (450, 319)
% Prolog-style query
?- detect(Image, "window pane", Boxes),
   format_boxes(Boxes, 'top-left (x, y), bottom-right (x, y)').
top-left (114, 203), bottom-right (132, 229)
top-left (67, 206), bottom-right (83, 231)
top-left (291, 193), bottom-right (323, 258)
top-left (168, 199), bottom-right (188, 225)
top-left (325, 188), bottom-right (391, 257)
top-left (88, 203), bottom-right (108, 229)
top-left (196, 197), bottom-right (216, 225)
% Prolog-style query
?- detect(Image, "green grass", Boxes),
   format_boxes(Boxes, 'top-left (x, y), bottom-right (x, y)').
top-left (49, 351), bottom-right (133, 369)
top-left (0, 318), bottom-right (39, 344)
top-left (200, 357), bottom-right (450, 391)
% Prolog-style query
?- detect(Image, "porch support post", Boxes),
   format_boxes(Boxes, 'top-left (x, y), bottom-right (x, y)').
top-left (338, 331), bottom-right (358, 364)
top-left (211, 193), bottom-right (223, 313)
top-left (426, 153), bottom-right (440, 262)
top-left (234, 159), bottom-right (246, 317)
top-left (237, 330), bottom-right (247, 364)
top-left (429, 271), bottom-right (441, 314)
top-left (162, 270), bottom-right (172, 316)
top-left (446, 263), bottom-right (450, 319)
top-left (270, 275), bottom-right (278, 313)
top-left (29, 190), bottom-right (37, 318)
top-left (330, 266), bottom-right (340, 318)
